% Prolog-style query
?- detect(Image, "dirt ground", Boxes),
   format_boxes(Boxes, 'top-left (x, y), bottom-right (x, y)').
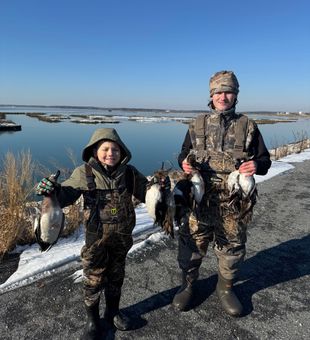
top-left (0, 160), bottom-right (309, 340)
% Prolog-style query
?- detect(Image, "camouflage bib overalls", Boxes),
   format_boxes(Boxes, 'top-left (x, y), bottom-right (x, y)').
top-left (178, 112), bottom-right (257, 282)
top-left (81, 164), bottom-right (136, 306)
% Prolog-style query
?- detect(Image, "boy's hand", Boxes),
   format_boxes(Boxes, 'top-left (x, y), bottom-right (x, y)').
top-left (36, 178), bottom-right (57, 195)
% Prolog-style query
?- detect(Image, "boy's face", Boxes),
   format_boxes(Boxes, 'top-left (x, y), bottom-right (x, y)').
top-left (94, 140), bottom-right (121, 167)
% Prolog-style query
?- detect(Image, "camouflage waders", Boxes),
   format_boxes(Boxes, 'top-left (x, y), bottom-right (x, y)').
top-left (177, 112), bottom-right (257, 284)
top-left (81, 165), bottom-right (136, 308)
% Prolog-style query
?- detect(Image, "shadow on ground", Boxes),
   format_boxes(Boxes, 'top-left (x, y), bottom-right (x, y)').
top-left (238, 234), bottom-right (310, 315)
top-left (0, 253), bottom-right (21, 284)
top-left (117, 234), bottom-right (310, 327)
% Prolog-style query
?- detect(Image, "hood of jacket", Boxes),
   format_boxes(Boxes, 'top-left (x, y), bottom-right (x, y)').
top-left (82, 128), bottom-right (132, 165)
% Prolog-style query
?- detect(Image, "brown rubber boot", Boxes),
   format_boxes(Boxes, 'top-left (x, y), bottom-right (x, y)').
top-left (216, 273), bottom-right (243, 317)
top-left (81, 300), bottom-right (101, 340)
top-left (172, 272), bottom-right (194, 311)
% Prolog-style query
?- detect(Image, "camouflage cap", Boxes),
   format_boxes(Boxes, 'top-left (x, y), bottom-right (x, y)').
top-left (209, 70), bottom-right (239, 96)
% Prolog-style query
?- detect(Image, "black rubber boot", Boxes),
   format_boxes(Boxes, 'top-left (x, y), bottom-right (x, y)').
top-left (216, 273), bottom-right (243, 317)
top-left (172, 272), bottom-right (194, 311)
top-left (104, 291), bottom-right (132, 331)
top-left (81, 300), bottom-right (101, 340)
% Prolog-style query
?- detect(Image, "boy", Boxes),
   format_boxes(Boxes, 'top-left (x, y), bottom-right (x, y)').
top-left (37, 128), bottom-right (149, 339)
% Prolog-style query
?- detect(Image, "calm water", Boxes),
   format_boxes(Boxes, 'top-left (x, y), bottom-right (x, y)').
top-left (1, 110), bottom-right (310, 176)
top-left (1, 114), bottom-right (188, 176)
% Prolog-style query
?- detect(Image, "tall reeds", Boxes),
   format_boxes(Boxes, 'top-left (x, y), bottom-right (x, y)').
top-left (270, 134), bottom-right (310, 160)
top-left (0, 150), bottom-right (83, 259)
top-left (0, 150), bottom-right (36, 258)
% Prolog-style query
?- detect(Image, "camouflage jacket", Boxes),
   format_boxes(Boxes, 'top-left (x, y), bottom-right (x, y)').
top-left (178, 110), bottom-right (271, 176)
top-left (56, 128), bottom-right (148, 211)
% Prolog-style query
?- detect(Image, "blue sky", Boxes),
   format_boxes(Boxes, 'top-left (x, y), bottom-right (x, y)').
top-left (1, 0), bottom-right (309, 112)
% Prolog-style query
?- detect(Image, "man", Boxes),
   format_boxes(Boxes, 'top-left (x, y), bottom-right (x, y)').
top-left (173, 70), bottom-right (271, 316)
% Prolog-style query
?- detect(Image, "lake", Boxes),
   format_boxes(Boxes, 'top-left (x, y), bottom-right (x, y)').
top-left (1, 108), bottom-right (310, 176)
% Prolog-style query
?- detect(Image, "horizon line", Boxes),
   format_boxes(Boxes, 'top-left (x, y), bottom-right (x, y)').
top-left (0, 104), bottom-right (283, 114)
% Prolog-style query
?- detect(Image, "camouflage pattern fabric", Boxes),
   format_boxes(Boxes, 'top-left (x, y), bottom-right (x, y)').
top-left (81, 191), bottom-right (135, 307)
top-left (178, 197), bottom-right (248, 282)
top-left (178, 112), bottom-right (257, 281)
top-left (209, 70), bottom-right (239, 96)
top-left (81, 160), bottom-right (136, 307)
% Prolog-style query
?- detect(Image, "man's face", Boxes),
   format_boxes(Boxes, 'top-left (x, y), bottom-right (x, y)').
top-left (94, 141), bottom-right (121, 167)
top-left (212, 92), bottom-right (236, 111)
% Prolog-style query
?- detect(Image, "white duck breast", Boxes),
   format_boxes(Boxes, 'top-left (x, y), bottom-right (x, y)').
top-left (239, 173), bottom-right (256, 197)
top-left (190, 172), bottom-right (205, 204)
top-left (34, 171), bottom-right (65, 252)
top-left (227, 170), bottom-right (241, 194)
top-left (145, 174), bottom-right (175, 237)
top-left (34, 196), bottom-right (65, 252)
top-left (145, 182), bottom-right (162, 221)
top-left (227, 170), bottom-right (256, 198)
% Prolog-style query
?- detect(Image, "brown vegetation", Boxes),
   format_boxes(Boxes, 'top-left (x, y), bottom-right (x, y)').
top-left (25, 112), bottom-right (66, 122)
top-left (0, 151), bottom-right (35, 258)
top-left (25, 112), bottom-right (46, 118)
top-left (0, 151), bottom-right (83, 259)
top-left (269, 134), bottom-right (310, 160)
top-left (256, 119), bottom-right (297, 125)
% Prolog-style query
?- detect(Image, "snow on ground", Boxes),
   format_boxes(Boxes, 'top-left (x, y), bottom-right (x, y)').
top-left (1, 150), bottom-right (310, 294)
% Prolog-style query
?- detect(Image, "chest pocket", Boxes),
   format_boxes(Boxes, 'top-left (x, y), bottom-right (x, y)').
top-left (83, 163), bottom-right (134, 226)
top-left (189, 114), bottom-right (250, 174)
top-left (97, 189), bottom-right (131, 224)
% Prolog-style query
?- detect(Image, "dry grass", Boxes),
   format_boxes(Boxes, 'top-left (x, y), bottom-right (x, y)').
top-left (0, 150), bottom-right (83, 259)
top-left (62, 198), bottom-right (84, 237)
top-left (269, 137), bottom-right (310, 160)
top-left (0, 151), bottom-right (36, 258)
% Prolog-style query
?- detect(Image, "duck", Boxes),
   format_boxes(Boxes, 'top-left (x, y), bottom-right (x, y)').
top-left (34, 171), bottom-right (65, 252)
top-left (145, 170), bottom-right (175, 237)
top-left (227, 170), bottom-right (256, 199)
top-left (145, 168), bottom-right (205, 235)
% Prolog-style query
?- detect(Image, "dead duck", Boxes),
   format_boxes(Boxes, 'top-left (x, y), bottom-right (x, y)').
top-left (227, 170), bottom-right (256, 199)
top-left (145, 167), bottom-right (205, 235)
top-left (145, 170), bottom-right (175, 237)
top-left (34, 170), bottom-right (65, 252)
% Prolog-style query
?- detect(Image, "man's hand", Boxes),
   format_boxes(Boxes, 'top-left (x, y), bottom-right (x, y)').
top-left (239, 160), bottom-right (257, 177)
top-left (182, 160), bottom-right (194, 174)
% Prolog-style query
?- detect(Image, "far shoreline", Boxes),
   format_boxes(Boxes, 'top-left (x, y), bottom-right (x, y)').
top-left (1, 110), bottom-right (309, 127)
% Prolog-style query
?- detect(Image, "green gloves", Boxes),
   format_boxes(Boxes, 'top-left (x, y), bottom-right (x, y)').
top-left (36, 170), bottom-right (60, 196)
